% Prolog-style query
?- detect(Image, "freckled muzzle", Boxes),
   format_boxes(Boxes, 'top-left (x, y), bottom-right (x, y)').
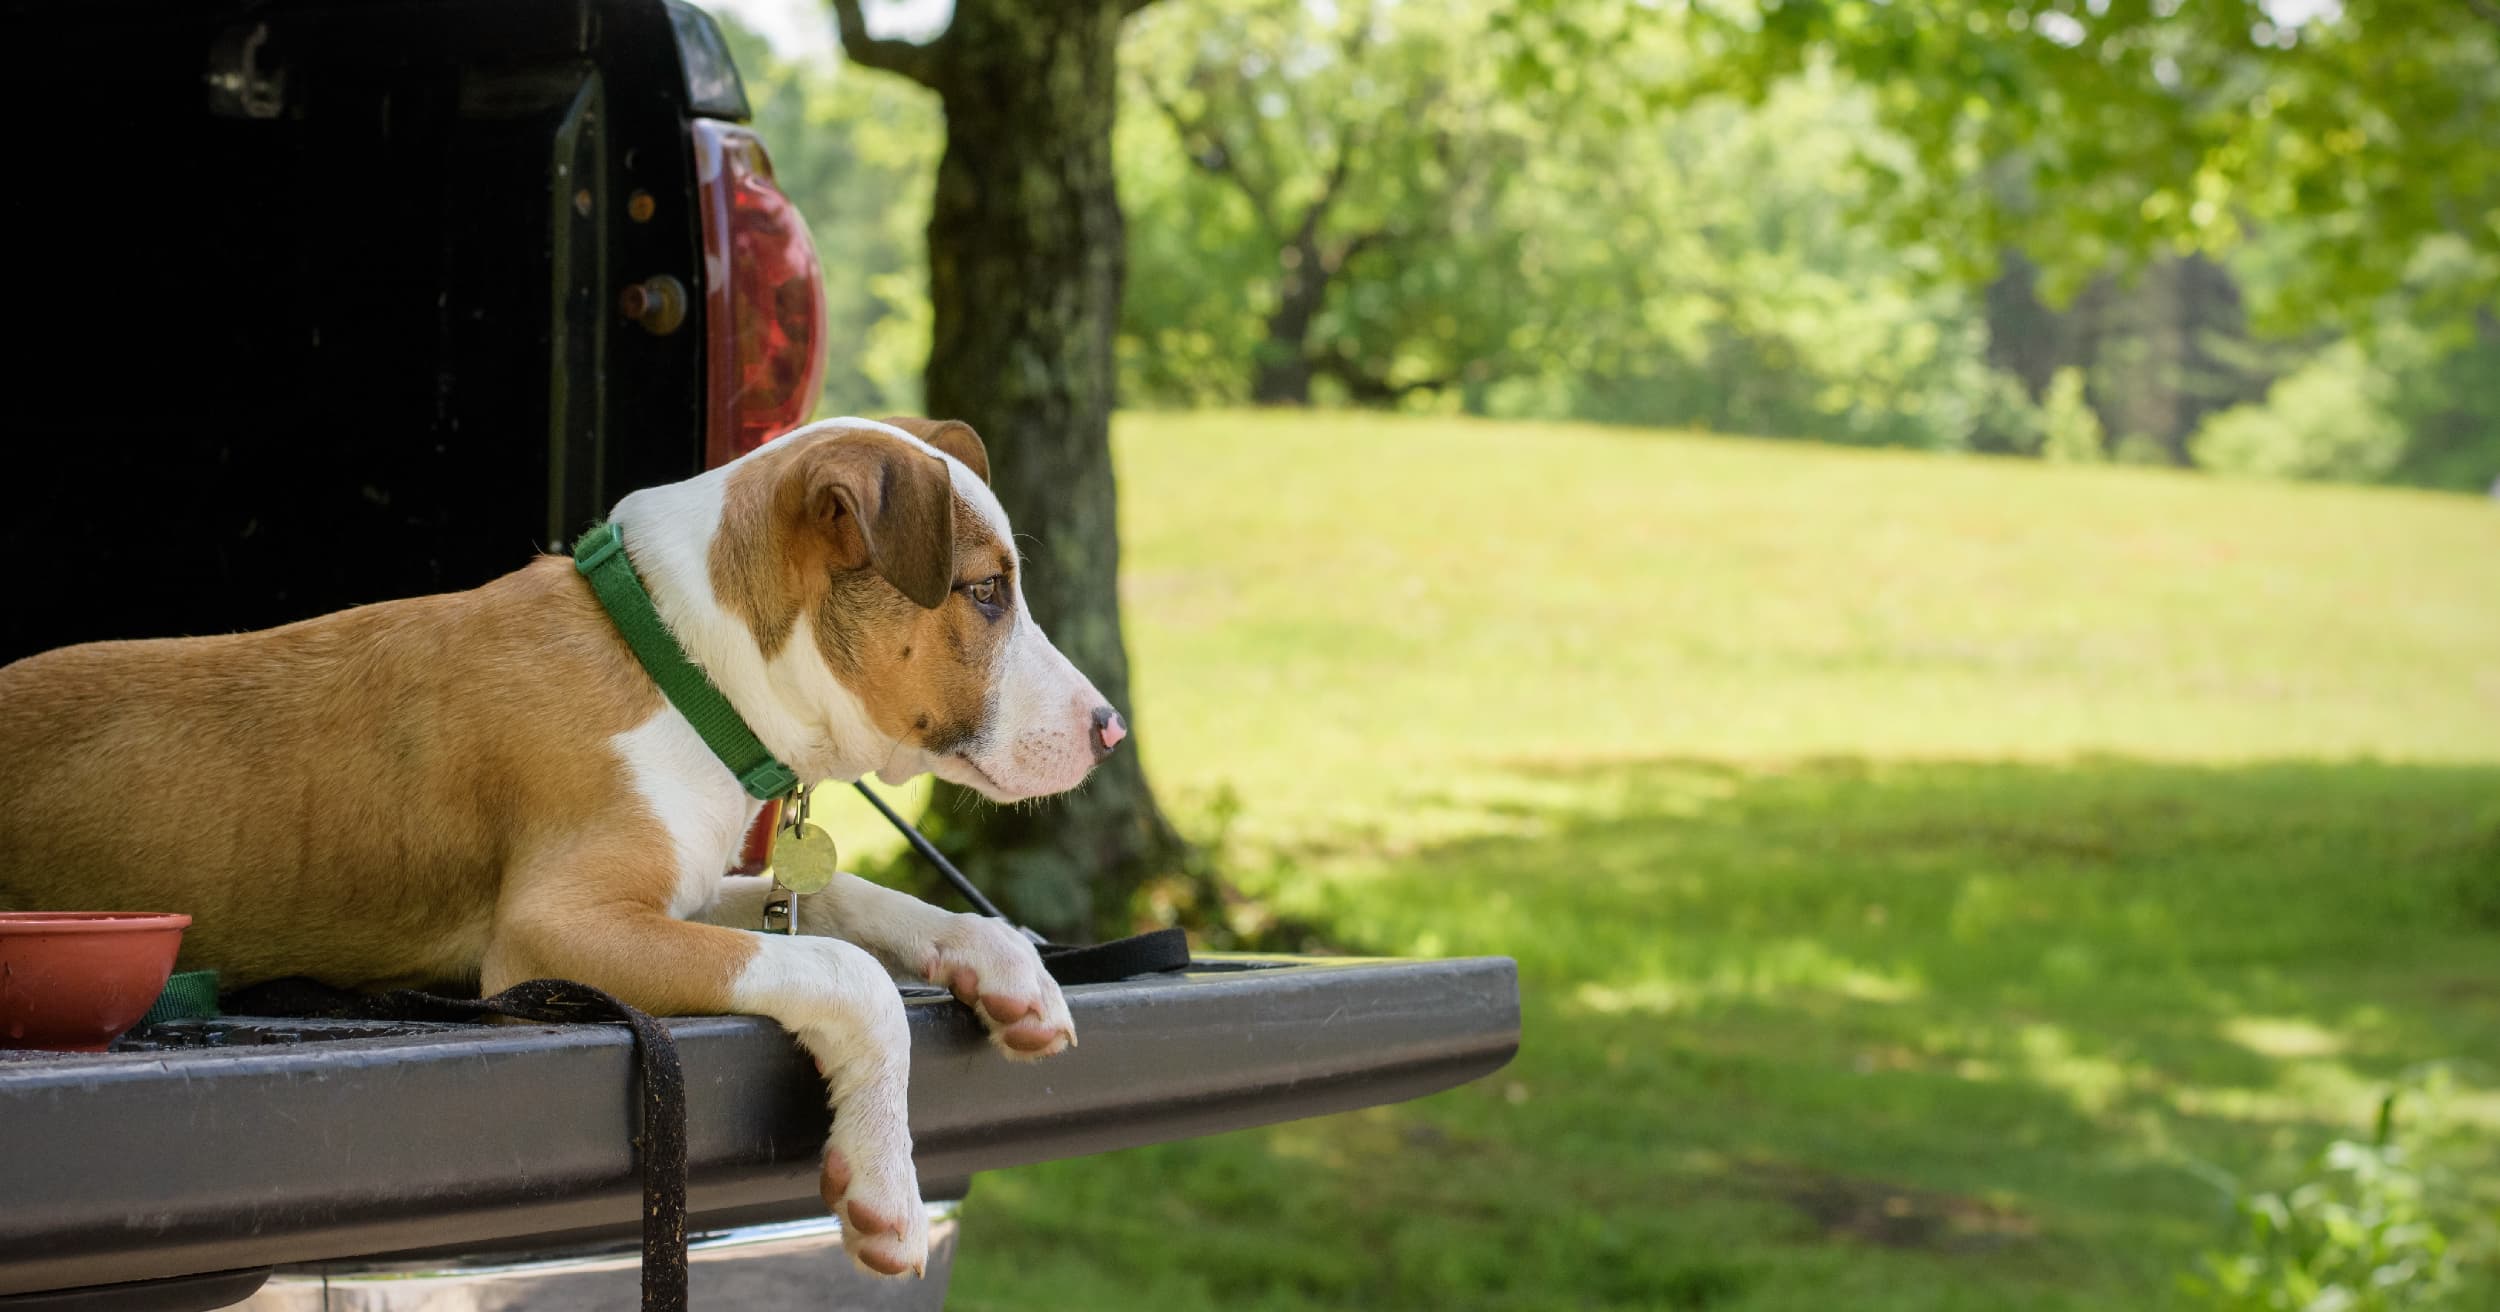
top-left (947, 595), bottom-right (1125, 801)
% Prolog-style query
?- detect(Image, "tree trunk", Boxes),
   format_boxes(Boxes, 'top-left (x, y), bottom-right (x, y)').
top-left (892, 0), bottom-right (1186, 940)
top-left (1983, 249), bottom-right (2063, 403)
top-left (1249, 236), bottom-right (1327, 405)
top-left (2168, 252), bottom-right (2254, 467)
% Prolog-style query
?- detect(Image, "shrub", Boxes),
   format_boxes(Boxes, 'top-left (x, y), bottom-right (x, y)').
top-left (2039, 367), bottom-right (2107, 463)
top-left (2181, 1082), bottom-right (2483, 1312)
top-left (2192, 342), bottom-right (2408, 482)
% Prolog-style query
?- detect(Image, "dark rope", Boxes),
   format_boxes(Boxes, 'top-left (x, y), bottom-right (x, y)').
top-left (222, 977), bottom-right (687, 1312)
top-left (208, 793), bottom-right (1193, 1310)
top-left (849, 780), bottom-right (1192, 985)
top-left (850, 781), bottom-right (1009, 920)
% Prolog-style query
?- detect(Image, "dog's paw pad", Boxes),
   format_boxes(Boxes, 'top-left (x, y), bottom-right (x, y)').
top-left (998, 1015), bottom-right (1069, 1057)
top-left (979, 990), bottom-right (1034, 1024)
top-left (818, 1149), bottom-right (852, 1211)
top-left (821, 1147), bottom-right (927, 1277)
top-left (923, 916), bottom-right (1077, 1061)
top-left (846, 1198), bottom-right (902, 1237)
top-left (848, 1229), bottom-right (924, 1278)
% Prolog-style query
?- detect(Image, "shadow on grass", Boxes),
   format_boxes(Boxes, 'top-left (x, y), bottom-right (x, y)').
top-left (955, 756), bottom-right (2500, 1312)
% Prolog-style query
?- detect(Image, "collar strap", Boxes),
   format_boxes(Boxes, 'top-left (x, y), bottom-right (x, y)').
top-left (573, 521), bottom-right (799, 801)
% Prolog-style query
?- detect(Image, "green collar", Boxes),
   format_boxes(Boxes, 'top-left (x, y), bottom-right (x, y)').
top-left (573, 521), bottom-right (800, 800)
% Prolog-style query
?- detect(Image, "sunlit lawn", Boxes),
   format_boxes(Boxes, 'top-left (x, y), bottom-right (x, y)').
top-left (912, 411), bottom-right (2500, 1309)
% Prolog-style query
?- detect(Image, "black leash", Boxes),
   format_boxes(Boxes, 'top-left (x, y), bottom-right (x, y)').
top-left (221, 977), bottom-right (688, 1312)
top-left (854, 781), bottom-right (1192, 985)
top-left (206, 802), bottom-right (1185, 1310)
top-left (851, 782), bottom-right (1012, 921)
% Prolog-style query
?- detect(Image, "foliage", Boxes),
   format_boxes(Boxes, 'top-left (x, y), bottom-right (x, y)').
top-left (1121, 10), bottom-right (2024, 451)
top-left (926, 411), bottom-right (2500, 1312)
top-left (2183, 1079), bottom-right (2487, 1312)
top-left (2038, 366), bottom-right (2105, 463)
top-left (724, 5), bottom-right (2499, 494)
top-left (715, 16), bottom-right (941, 414)
top-left (1693, 0), bottom-right (2500, 330)
top-left (1119, 0), bottom-right (1556, 405)
top-left (2194, 341), bottom-right (2407, 483)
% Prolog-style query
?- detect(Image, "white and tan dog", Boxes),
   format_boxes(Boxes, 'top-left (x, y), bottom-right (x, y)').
top-left (0, 416), bottom-right (1124, 1278)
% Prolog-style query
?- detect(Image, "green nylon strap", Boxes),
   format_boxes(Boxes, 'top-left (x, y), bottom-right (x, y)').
top-left (573, 521), bottom-right (800, 801)
top-left (140, 970), bottom-right (222, 1027)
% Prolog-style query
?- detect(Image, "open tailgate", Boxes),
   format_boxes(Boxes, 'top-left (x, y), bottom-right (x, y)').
top-left (0, 954), bottom-right (1519, 1299)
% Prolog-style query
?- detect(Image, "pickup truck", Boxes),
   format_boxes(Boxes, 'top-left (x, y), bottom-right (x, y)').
top-left (0, 1), bottom-right (1520, 1308)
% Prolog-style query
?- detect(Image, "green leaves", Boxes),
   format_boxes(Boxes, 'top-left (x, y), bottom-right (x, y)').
top-left (2182, 1088), bottom-right (2472, 1312)
top-left (1698, 0), bottom-right (2500, 330)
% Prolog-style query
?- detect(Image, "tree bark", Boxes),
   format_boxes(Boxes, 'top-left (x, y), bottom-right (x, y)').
top-left (1982, 249), bottom-right (2063, 403)
top-left (1250, 233), bottom-right (1326, 405)
top-left (835, 0), bottom-right (1186, 939)
top-left (2168, 252), bottom-right (2255, 466)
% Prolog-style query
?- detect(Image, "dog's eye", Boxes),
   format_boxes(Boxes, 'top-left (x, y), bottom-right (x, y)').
top-left (966, 576), bottom-right (1001, 607)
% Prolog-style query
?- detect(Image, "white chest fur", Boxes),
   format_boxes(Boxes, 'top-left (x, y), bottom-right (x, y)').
top-left (609, 708), bottom-right (760, 919)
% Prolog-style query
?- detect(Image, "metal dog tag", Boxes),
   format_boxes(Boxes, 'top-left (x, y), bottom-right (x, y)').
top-left (771, 823), bottom-right (840, 897)
top-left (764, 816), bottom-right (839, 936)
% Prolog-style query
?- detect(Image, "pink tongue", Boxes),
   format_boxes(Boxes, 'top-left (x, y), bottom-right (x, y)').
top-left (1098, 718), bottom-right (1128, 750)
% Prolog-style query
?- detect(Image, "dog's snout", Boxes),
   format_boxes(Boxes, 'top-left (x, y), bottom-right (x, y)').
top-left (1091, 705), bottom-right (1126, 760)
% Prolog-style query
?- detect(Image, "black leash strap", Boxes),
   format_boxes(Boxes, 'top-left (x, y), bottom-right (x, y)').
top-left (223, 977), bottom-right (689, 1312)
top-left (850, 782), bottom-right (1012, 920)
top-left (208, 798), bottom-right (1184, 1311)
top-left (1038, 930), bottom-right (1191, 984)
top-left (851, 780), bottom-right (1192, 985)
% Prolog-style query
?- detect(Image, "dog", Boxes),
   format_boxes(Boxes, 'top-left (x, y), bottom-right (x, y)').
top-left (0, 415), bottom-right (1124, 1277)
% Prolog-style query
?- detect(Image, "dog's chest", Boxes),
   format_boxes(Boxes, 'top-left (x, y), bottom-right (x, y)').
top-left (609, 709), bottom-right (763, 919)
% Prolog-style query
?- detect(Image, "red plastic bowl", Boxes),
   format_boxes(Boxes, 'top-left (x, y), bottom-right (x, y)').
top-left (0, 912), bottom-right (191, 1051)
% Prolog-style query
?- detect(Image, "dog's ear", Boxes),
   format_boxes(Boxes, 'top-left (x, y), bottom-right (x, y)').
top-left (879, 415), bottom-right (990, 487)
top-left (800, 429), bottom-right (955, 609)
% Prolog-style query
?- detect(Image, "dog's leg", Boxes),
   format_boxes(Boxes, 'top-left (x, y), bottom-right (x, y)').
top-left (700, 874), bottom-right (1074, 1060)
top-left (486, 893), bottom-right (928, 1277)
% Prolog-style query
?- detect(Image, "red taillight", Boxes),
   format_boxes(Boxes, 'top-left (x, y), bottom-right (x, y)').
top-left (734, 796), bottom-right (783, 877)
top-left (693, 120), bottom-right (827, 469)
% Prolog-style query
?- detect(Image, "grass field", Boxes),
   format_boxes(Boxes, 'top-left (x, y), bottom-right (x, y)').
top-left (861, 412), bottom-right (2500, 1309)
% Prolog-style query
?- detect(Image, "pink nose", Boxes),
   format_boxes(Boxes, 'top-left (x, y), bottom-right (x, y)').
top-left (1092, 706), bottom-right (1127, 757)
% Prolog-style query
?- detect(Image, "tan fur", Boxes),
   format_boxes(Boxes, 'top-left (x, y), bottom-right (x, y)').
top-left (825, 503), bottom-right (1015, 755)
top-left (878, 415), bottom-right (990, 486)
top-left (0, 421), bottom-right (1020, 1006)
top-left (0, 557), bottom-right (749, 995)
top-left (710, 424), bottom-right (1014, 759)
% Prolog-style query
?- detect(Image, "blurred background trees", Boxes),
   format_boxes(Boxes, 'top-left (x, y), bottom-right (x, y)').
top-left (722, 0), bottom-right (2500, 493)
top-left (709, 7), bottom-right (2497, 1301)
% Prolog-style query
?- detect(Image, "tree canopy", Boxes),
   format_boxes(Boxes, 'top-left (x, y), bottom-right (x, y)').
top-left (737, 0), bottom-right (2498, 506)
top-left (1691, 0), bottom-right (2500, 329)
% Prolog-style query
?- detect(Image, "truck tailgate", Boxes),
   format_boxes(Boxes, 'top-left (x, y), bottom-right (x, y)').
top-left (0, 954), bottom-right (1518, 1297)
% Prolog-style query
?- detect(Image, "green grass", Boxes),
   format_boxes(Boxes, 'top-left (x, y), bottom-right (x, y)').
top-left (928, 412), bottom-right (2500, 1310)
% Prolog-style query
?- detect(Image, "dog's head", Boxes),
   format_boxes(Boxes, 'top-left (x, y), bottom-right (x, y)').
top-left (704, 416), bottom-right (1123, 802)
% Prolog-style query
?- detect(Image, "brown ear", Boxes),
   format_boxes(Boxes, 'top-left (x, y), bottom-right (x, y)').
top-left (879, 415), bottom-right (990, 486)
top-left (800, 429), bottom-right (956, 609)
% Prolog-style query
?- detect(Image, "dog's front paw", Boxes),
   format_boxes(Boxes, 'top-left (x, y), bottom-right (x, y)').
top-left (920, 914), bottom-right (1075, 1060)
top-left (820, 1122), bottom-right (928, 1277)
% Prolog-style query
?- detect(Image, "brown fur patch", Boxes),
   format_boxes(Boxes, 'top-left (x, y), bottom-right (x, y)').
top-left (709, 424), bottom-right (1015, 761)
top-left (0, 419), bottom-right (1024, 1009)
top-left (709, 427), bottom-right (959, 656)
top-left (818, 487), bottom-right (1015, 757)
top-left (878, 415), bottom-right (990, 486)
top-left (0, 557), bottom-right (755, 996)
